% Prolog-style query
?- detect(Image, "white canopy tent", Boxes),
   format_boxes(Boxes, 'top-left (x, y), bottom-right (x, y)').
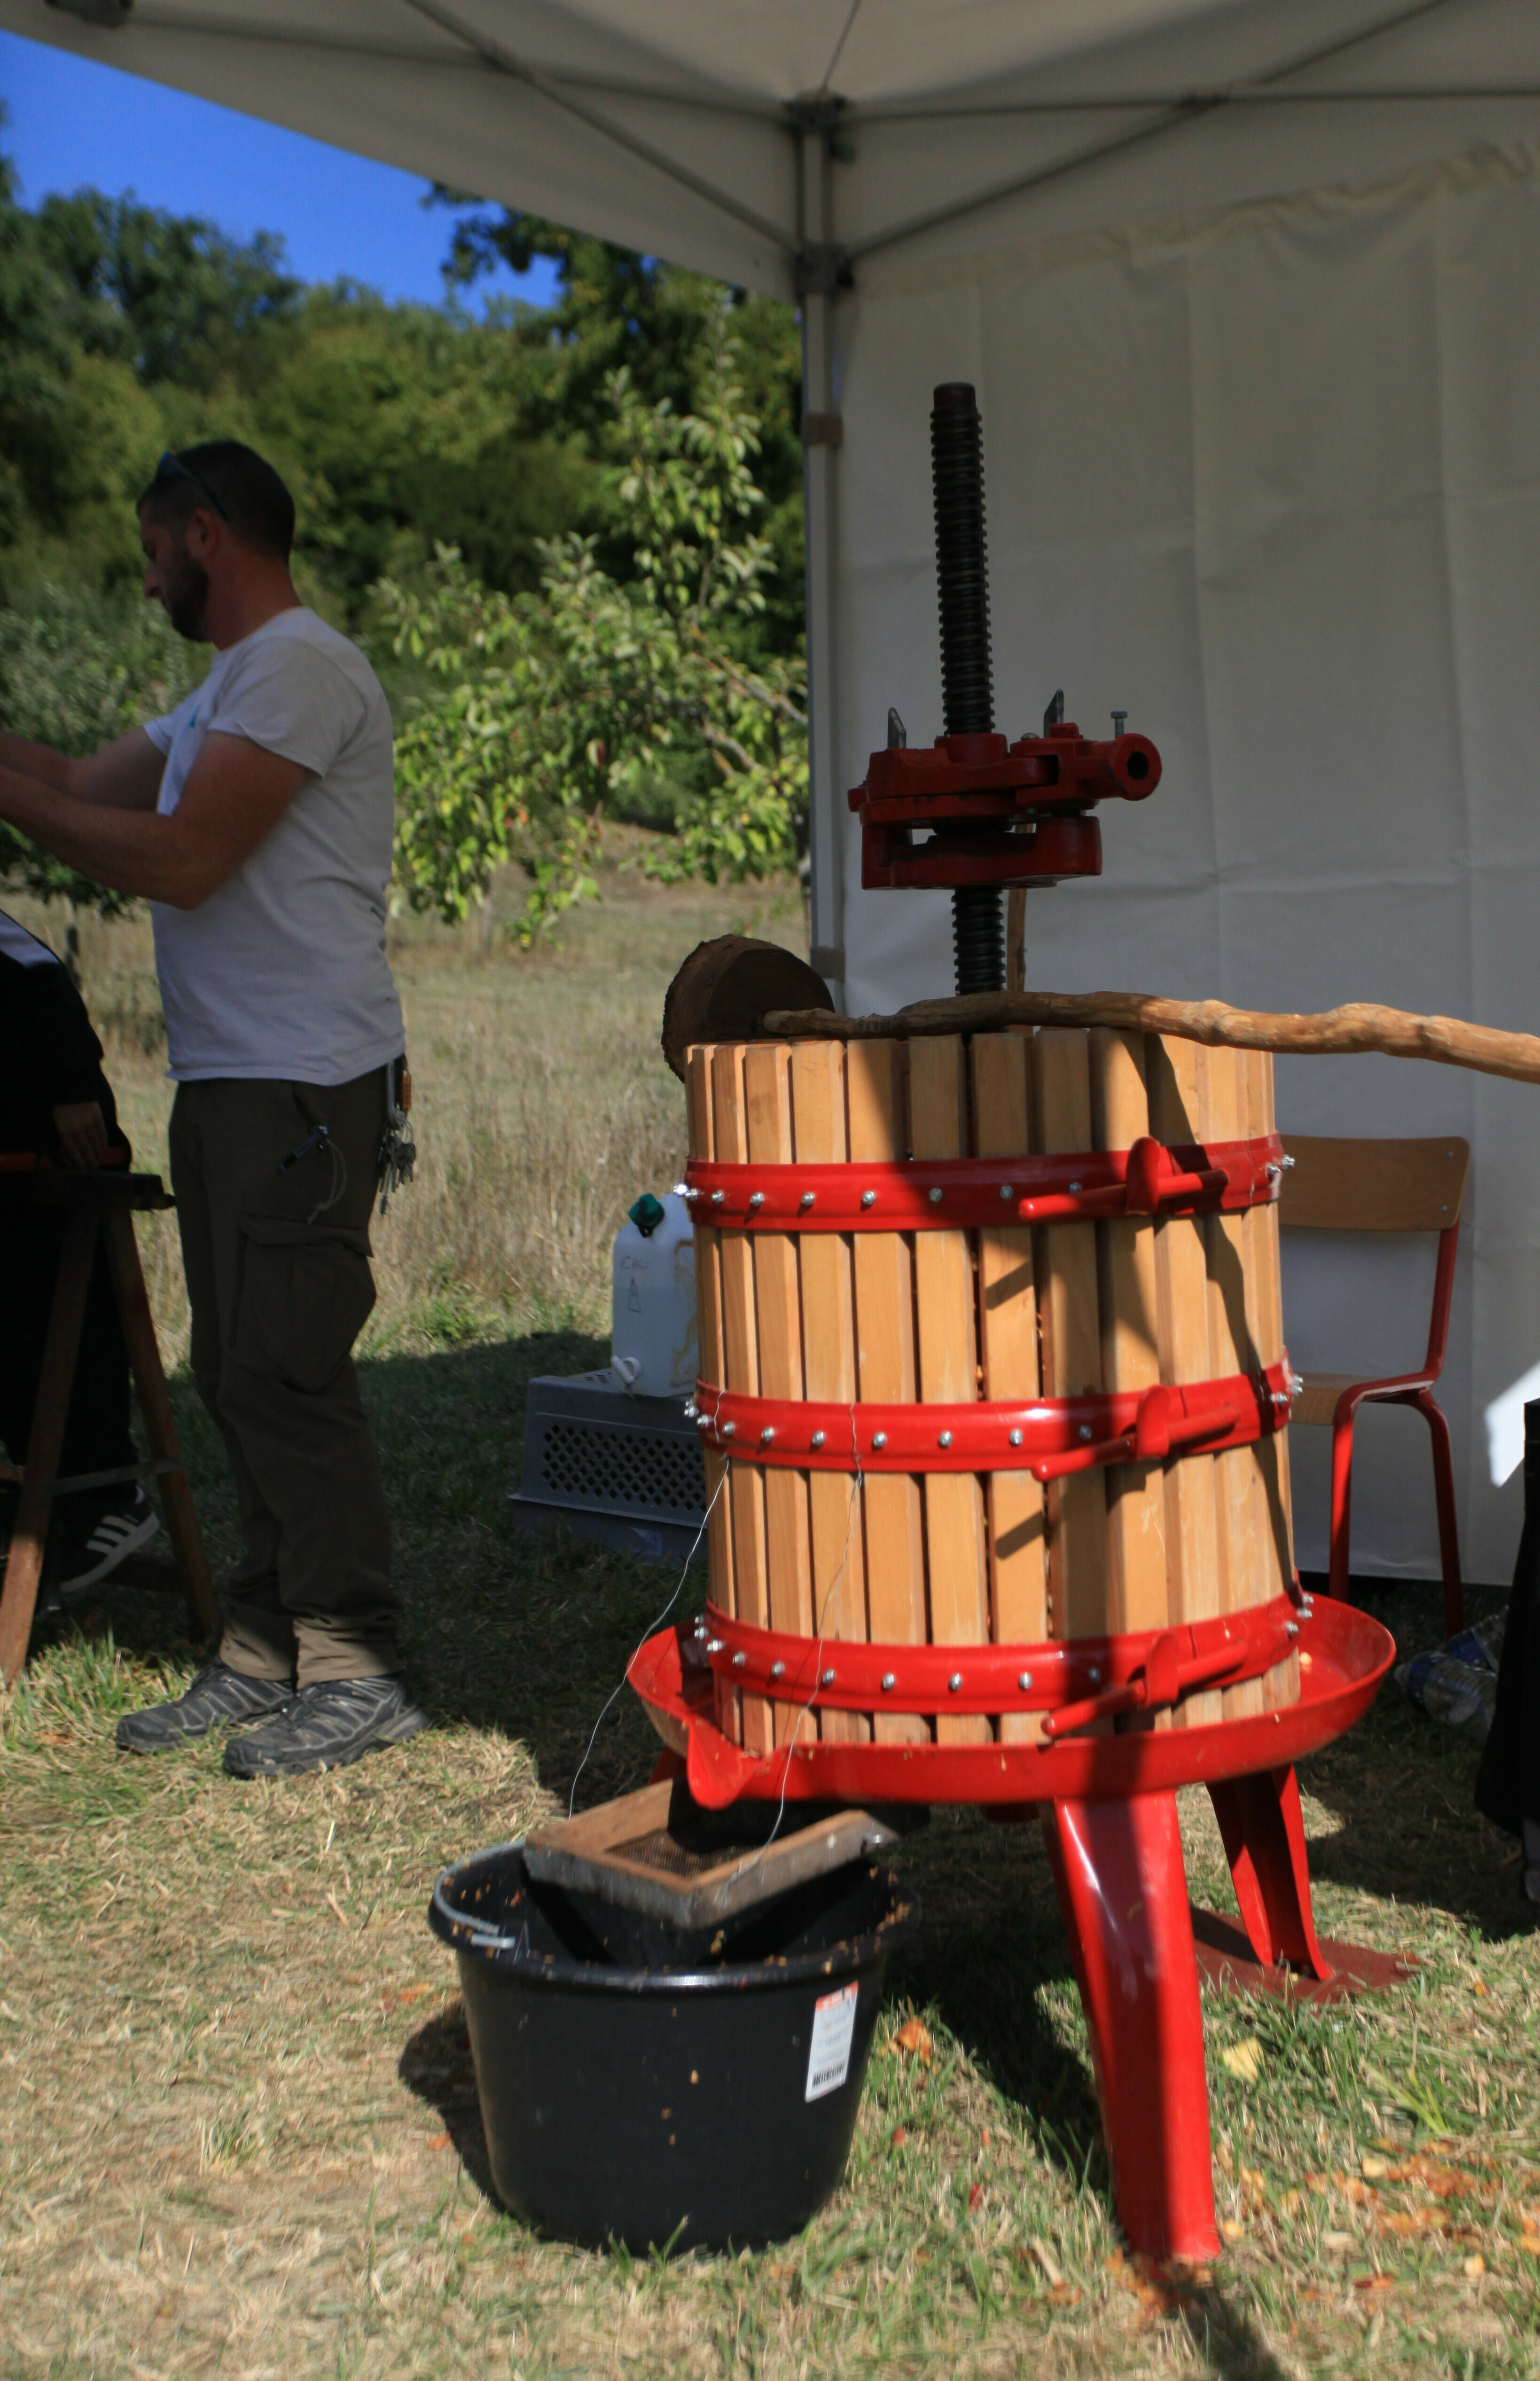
top-left (14, 0), bottom-right (1540, 1580)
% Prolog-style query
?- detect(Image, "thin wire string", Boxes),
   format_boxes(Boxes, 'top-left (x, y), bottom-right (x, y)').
top-left (731, 1397), bottom-right (866, 1874)
top-left (564, 1402), bottom-right (867, 1868)
top-left (566, 1466), bottom-right (726, 1819)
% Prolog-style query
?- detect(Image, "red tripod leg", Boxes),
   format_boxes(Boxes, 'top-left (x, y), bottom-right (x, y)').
top-left (1040, 1792), bottom-right (1219, 2263)
top-left (1207, 1765), bottom-right (1333, 1982)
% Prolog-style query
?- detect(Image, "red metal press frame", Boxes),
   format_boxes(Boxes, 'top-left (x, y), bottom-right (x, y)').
top-left (646, 1115), bottom-right (1395, 2263)
top-left (850, 721), bottom-right (1160, 891)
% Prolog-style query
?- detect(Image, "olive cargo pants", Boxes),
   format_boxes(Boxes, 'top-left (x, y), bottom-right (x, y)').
top-left (169, 1070), bottom-right (398, 1686)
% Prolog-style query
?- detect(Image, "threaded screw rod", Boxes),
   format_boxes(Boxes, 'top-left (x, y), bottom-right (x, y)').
top-left (931, 382), bottom-right (1004, 995)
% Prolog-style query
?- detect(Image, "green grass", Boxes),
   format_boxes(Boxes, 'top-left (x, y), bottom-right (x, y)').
top-left (0, 871), bottom-right (1537, 2376)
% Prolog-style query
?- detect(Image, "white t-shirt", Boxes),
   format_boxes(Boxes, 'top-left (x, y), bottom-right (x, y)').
top-left (144, 607), bottom-right (404, 1084)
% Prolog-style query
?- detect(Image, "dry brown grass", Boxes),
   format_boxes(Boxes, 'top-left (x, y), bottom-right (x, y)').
top-left (0, 862), bottom-right (1537, 2380)
top-left (11, 842), bottom-right (801, 1362)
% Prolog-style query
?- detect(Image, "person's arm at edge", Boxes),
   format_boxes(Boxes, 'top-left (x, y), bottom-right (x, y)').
top-left (0, 731), bottom-right (309, 909)
top-left (0, 727), bottom-right (167, 811)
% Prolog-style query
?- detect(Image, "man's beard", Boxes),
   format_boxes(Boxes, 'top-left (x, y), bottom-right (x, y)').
top-left (161, 546), bottom-right (210, 641)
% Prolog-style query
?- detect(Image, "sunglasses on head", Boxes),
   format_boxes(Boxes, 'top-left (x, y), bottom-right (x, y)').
top-left (149, 451), bottom-right (230, 520)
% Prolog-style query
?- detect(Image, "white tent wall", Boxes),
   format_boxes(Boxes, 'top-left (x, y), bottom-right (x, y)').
top-left (836, 137), bottom-right (1540, 1584)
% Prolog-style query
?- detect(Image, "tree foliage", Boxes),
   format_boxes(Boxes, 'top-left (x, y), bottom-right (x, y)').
top-left (0, 135), bottom-right (806, 920)
top-left (0, 582), bottom-right (202, 908)
top-left (382, 328), bottom-right (805, 940)
top-left (36, 188), bottom-right (301, 389)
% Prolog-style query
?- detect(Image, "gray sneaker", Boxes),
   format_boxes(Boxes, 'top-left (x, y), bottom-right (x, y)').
top-left (116, 1660), bottom-right (293, 1754)
top-left (222, 1674), bottom-right (430, 1778)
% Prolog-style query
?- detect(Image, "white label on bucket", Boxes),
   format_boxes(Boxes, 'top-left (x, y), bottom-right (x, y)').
top-left (805, 1983), bottom-right (859, 2101)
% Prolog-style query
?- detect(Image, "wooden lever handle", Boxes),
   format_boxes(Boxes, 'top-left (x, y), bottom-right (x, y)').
top-left (761, 989), bottom-right (1540, 1089)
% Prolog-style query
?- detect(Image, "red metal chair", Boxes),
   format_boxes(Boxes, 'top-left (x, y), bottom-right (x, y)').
top-left (1280, 1134), bottom-right (1468, 1635)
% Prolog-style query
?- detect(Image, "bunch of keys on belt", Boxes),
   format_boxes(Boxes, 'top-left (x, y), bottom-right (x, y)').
top-left (379, 1054), bottom-right (416, 1216)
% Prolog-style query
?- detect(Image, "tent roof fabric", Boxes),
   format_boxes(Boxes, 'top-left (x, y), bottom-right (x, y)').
top-left (11, 0), bottom-right (1539, 298)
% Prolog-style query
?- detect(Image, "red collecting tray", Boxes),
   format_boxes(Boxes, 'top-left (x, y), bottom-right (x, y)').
top-left (628, 1592), bottom-right (1393, 1811)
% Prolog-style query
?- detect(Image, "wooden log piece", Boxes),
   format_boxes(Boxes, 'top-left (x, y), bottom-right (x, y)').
top-left (762, 987), bottom-right (1540, 1093)
top-left (663, 938), bottom-right (832, 1081)
top-left (686, 1045), bottom-right (737, 1743)
top-left (909, 1035), bottom-right (991, 1744)
top-left (846, 1041), bottom-right (929, 1745)
top-left (790, 1041), bottom-right (871, 1743)
top-left (970, 1031), bottom-right (1047, 1740)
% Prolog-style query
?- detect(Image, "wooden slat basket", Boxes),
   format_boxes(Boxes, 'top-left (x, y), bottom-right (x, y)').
top-left (686, 1026), bottom-right (1299, 1748)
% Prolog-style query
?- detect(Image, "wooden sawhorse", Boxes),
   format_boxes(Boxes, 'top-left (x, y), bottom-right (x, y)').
top-left (0, 1167), bottom-right (220, 1685)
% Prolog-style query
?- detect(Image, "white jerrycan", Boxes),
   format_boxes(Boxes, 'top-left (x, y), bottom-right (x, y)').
top-left (610, 1191), bottom-right (697, 1397)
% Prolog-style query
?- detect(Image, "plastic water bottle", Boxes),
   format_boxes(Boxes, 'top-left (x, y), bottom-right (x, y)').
top-left (611, 1191), bottom-right (697, 1397)
top-left (1399, 1650), bottom-right (1497, 1741)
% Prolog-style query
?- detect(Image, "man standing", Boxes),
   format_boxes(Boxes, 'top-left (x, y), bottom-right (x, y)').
top-left (0, 441), bottom-right (427, 1776)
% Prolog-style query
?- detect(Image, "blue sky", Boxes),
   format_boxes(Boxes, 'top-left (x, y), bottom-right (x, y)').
top-left (0, 26), bottom-right (559, 309)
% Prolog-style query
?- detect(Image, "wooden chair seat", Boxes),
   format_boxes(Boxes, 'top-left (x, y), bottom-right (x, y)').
top-left (1291, 1373), bottom-right (1361, 1429)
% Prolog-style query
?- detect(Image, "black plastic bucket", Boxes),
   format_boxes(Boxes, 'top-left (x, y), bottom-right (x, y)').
top-left (429, 1841), bottom-right (920, 2250)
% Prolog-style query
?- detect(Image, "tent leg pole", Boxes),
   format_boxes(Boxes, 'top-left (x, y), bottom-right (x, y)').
top-left (801, 139), bottom-right (844, 1004)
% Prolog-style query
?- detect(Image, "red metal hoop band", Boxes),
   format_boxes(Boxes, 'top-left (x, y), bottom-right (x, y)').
top-left (682, 1133), bottom-right (1283, 1231)
top-left (692, 1593), bottom-right (1300, 1736)
top-left (693, 1356), bottom-right (1295, 1482)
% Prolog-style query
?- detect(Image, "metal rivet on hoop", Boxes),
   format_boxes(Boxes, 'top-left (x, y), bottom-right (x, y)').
top-left (1000, 1183), bottom-right (1014, 1201)
top-left (672, 1182), bottom-right (690, 1198)
top-left (1087, 1665), bottom-right (1102, 1684)
top-left (1285, 1621), bottom-right (1299, 1638)
top-left (799, 1190), bottom-right (815, 1210)
top-left (928, 1186), bottom-right (944, 1205)
top-left (872, 1430), bottom-right (888, 1450)
top-left (860, 1188), bottom-right (877, 1209)
top-left (770, 1659), bottom-right (786, 1679)
top-left (948, 1672), bottom-right (963, 1692)
top-left (706, 1639), bottom-right (724, 1655)
top-left (810, 1429), bottom-right (826, 1449)
top-left (1069, 1181), bottom-right (1084, 1195)
top-left (881, 1672), bottom-right (896, 1692)
top-left (1009, 1428), bottom-right (1023, 1448)
top-left (732, 1651), bottom-right (746, 1668)
top-left (759, 1425), bottom-right (775, 1444)
top-left (1018, 1670), bottom-right (1033, 1691)
top-left (1078, 1424), bottom-right (1094, 1442)
top-left (711, 1189), bottom-right (726, 1205)
top-left (820, 1668), bottom-right (836, 1688)
top-left (938, 1429), bottom-right (953, 1449)
top-left (748, 1190), bottom-right (765, 1211)
top-left (721, 1421), bottom-right (735, 1438)
top-left (683, 1400), bottom-right (697, 1418)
